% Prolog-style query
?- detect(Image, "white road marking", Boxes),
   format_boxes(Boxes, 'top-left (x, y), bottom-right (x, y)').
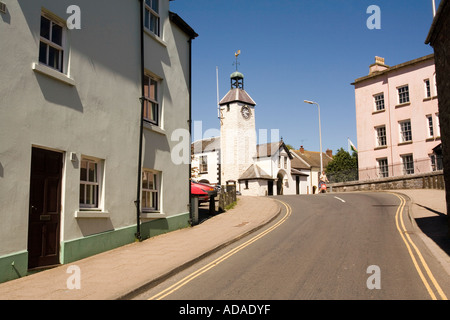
top-left (334, 196), bottom-right (346, 203)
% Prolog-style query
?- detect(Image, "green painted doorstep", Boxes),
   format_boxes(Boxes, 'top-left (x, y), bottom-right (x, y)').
top-left (0, 213), bottom-right (190, 284)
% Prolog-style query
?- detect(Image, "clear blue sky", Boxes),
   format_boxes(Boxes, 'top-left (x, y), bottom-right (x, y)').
top-left (171, 0), bottom-right (438, 154)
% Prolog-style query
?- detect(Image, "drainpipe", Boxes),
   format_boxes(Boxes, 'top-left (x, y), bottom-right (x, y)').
top-left (188, 37), bottom-right (193, 224)
top-left (135, 0), bottom-right (145, 241)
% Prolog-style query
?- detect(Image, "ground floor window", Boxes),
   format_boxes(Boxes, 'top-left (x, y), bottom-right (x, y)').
top-left (80, 158), bottom-right (101, 208)
top-left (378, 158), bottom-right (389, 178)
top-left (142, 170), bottom-right (160, 212)
top-left (401, 154), bottom-right (414, 175)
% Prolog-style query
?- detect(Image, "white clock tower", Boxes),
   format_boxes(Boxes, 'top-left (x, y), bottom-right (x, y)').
top-left (219, 67), bottom-right (257, 184)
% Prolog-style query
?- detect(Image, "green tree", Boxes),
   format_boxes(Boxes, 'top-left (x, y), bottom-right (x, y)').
top-left (326, 148), bottom-right (358, 182)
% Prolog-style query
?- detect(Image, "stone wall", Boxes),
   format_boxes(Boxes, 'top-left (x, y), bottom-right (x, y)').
top-left (329, 171), bottom-right (444, 193)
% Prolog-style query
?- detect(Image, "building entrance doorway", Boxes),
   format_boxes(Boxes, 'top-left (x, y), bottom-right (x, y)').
top-left (28, 147), bottom-right (63, 269)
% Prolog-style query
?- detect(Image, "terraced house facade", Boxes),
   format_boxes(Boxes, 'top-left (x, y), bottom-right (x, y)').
top-left (0, 0), bottom-right (197, 283)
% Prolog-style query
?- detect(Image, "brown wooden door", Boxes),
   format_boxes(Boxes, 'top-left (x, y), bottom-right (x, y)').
top-left (28, 148), bottom-right (63, 269)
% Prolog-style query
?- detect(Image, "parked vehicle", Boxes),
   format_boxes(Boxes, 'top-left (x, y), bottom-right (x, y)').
top-left (191, 181), bottom-right (217, 203)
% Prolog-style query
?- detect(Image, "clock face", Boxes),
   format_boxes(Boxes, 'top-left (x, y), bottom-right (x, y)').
top-left (241, 105), bottom-right (251, 119)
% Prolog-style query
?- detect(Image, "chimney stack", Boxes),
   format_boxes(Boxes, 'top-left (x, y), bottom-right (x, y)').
top-left (326, 149), bottom-right (333, 158)
top-left (299, 146), bottom-right (304, 153)
top-left (369, 56), bottom-right (389, 75)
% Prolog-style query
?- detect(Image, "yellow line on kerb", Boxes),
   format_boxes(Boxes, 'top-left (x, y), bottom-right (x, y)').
top-left (148, 199), bottom-right (292, 300)
top-left (391, 193), bottom-right (447, 300)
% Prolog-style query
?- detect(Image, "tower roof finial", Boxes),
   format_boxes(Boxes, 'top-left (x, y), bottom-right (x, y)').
top-left (233, 50), bottom-right (241, 71)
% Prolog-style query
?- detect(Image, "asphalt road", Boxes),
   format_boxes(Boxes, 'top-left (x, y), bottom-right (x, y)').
top-left (135, 192), bottom-right (450, 300)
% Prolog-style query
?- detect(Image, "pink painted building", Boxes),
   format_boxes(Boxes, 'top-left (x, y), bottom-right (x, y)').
top-left (353, 54), bottom-right (442, 181)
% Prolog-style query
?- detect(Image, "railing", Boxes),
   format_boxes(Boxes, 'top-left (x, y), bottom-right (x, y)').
top-left (328, 157), bottom-right (443, 183)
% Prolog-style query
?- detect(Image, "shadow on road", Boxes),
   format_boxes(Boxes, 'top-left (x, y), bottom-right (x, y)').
top-left (414, 204), bottom-right (450, 256)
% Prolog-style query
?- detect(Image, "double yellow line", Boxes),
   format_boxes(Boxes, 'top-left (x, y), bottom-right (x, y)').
top-left (148, 199), bottom-right (292, 300)
top-left (392, 193), bottom-right (447, 300)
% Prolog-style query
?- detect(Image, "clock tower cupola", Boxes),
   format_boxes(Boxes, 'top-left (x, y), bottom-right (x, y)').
top-left (219, 51), bottom-right (257, 184)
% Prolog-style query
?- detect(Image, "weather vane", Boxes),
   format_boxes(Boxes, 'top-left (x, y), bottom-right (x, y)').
top-left (233, 50), bottom-right (241, 71)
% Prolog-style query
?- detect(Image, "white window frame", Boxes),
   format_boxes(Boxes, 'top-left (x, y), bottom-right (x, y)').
top-left (399, 120), bottom-right (412, 143)
top-left (80, 158), bottom-right (101, 209)
top-left (435, 113), bottom-right (441, 137)
top-left (375, 125), bottom-right (387, 147)
top-left (397, 85), bottom-right (410, 104)
top-left (426, 115), bottom-right (434, 138)
top-left (144, 0), bottom-right (160, 37)
top-left (374, 93), bottom-right (385, 111)
top-left (142, 170), bottom-right (160, 212)
top-left (39, 12), bottom-right (66, 73)
top-left (424, 79), bottom-right (431, 98)
top-left (199, 155), bottom-right (208, 173)
top-left (377, 158), bottom-right (389, 178)
top-left (401, 154), bottom-right (414, 175)
top-left (143, 74), bottom-right (160, 126)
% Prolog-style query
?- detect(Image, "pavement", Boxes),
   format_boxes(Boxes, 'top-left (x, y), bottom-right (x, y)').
top-left (0, 196), bottom-right (281, 300)
top-left (0, 189), bottom-right (448, 300)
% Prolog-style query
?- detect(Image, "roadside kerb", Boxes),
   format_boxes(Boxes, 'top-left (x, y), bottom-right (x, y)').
top-left (118, 197), bottom-right (282, 300)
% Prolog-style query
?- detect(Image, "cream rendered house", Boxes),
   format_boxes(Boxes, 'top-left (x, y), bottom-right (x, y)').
top-left (0, 0), bottom-right (197, 283)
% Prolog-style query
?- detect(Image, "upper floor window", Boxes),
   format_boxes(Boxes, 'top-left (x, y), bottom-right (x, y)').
top-left (145, 0), bottom-right (160, 37)
top-left (397, 85), bottom-right (410, 104)
top-left (424, 79), bottom-right (431, 98)
top-left (200, 155), bottom-right (208, 173)
top-left (374, 93), bottom-right (385, 111)
top-left (143, 74), bottom-right (160, 125)
top-left (435, 113), bottom-right (441, 137)
top-left (426, 115), bottom-right (434, 138)
top-left (39, 13), bottom-right (65, 73)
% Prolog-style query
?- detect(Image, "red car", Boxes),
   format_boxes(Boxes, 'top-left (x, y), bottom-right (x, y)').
top-left (191, 181), bottom-right (217, 203)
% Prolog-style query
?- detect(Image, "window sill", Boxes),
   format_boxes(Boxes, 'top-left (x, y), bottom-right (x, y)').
top-left (398, 141), bottom-right (413, 146)
top-left (143, 28), bottom-right (167, 47)
top-left (426, 137), bottom-right (435, 142)
top-left (372, 109), bottom-right (385, 115)
top-left (144, 121), bottom-right (166, 135)
top-left (374, 146), bottom-right (387, 150)
top-left (140, 211), bottom-right (163, 219)
top-left (395, 102), bottom-right (410, 108)
top-left (423, 97), bottom-right (432, 102)
top-left (32, 62), bottom-right (75, 86)
top-left (75, 210), bottom-right (110, 219)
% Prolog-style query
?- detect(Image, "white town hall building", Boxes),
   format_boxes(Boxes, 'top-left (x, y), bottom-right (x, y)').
top-left (192, 68), bottom-right (312, 196)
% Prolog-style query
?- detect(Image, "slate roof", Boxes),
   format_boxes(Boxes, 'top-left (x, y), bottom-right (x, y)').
top-left (219, 88), bottom-right (256, 106)
top-left (256, 141), bottom-right (292, 159)
top-left (191, 137), bottom-right (220, 154)
top-left (290, 149), bottom-right (333, 169)
top-left (238, 164), bottom-right (274, 181)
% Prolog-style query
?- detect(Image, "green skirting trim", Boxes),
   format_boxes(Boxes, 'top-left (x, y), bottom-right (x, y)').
top-left (0, 251), bottom-right (28, 283)
top-left (61, 212), bottom-right (190, 264)
top-left (0, 213), bottom-right (190, 283)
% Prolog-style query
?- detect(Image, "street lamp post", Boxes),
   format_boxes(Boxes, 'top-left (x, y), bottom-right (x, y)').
top-left (304, 100), bottom-right (323, 174)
